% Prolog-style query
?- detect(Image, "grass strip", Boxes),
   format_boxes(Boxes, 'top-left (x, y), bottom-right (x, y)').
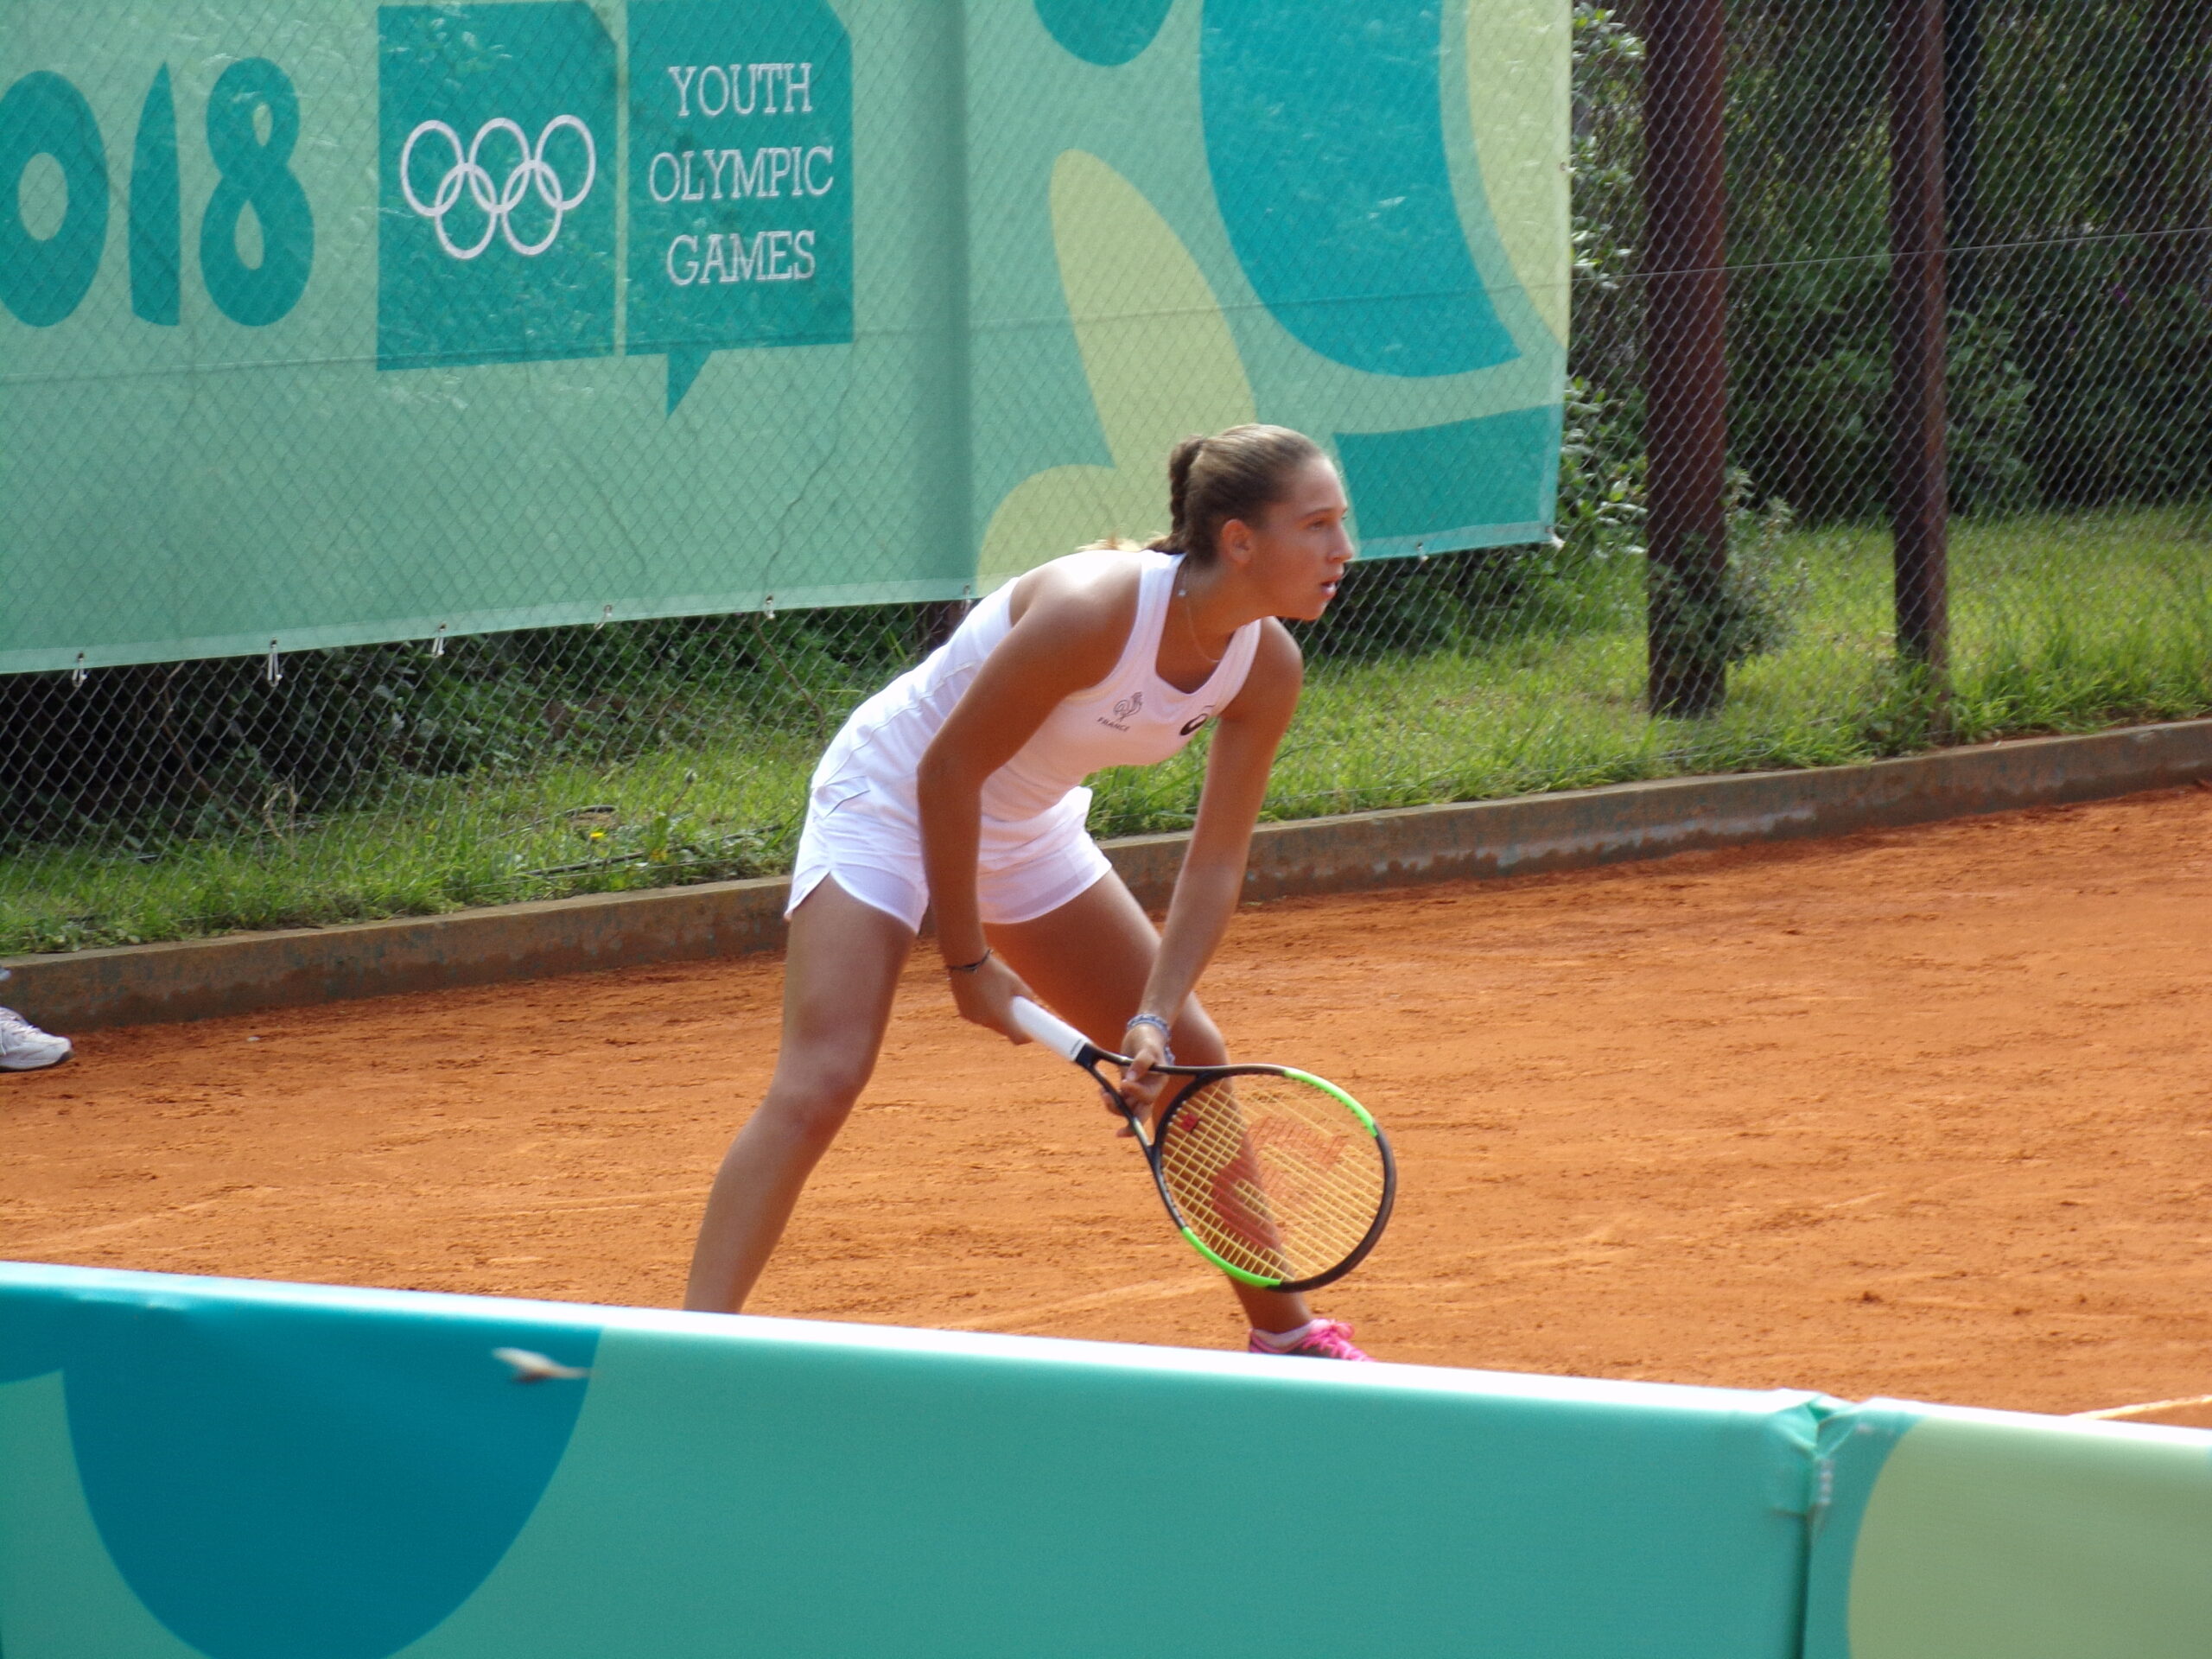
top-left (5, 507), bottom-right (2205, 956)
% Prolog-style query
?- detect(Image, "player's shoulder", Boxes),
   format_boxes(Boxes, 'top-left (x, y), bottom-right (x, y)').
top-left (1256, 615), bottom-right (1302, 668)
top-left (1007, 543), bottom-right (1154, 632)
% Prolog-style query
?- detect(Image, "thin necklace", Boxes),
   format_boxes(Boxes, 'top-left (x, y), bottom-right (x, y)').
top-left (1173, 580), bottom-right (1226, 665)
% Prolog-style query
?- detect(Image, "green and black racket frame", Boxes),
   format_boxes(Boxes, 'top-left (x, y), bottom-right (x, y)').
top-left (1011, 998), bottom-right (1396, 1294)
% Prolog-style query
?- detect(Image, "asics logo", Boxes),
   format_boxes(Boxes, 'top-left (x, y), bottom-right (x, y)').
top-left (399, 117), bottom-right (599, 260)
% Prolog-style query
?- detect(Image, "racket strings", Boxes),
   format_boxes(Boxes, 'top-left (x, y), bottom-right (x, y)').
top-left (1157, 1074), bottom-right (1387, 1285)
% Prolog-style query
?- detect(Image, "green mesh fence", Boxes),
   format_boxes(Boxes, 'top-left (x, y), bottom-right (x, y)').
top-left (3, 2), bottom-right (2209, 957)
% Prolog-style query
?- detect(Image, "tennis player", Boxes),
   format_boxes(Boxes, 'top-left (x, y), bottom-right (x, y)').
top-left (684, 424), bottom-right (1370, 1360)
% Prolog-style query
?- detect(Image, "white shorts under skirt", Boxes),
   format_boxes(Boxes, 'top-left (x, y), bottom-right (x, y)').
top-left (785, 776), bottom-right (1112, 934)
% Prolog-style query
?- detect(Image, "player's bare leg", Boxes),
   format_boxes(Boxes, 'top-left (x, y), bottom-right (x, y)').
top-left (683, 879), bottom-right (912, 1313)
top-left (988, 870), bottom-right (1316, 1338)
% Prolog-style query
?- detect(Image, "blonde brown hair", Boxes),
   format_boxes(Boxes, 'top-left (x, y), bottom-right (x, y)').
top-left (1147, 424), bottom-right (1325, 564)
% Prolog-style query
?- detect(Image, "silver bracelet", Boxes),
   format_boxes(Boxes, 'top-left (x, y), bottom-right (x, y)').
top-left (1124, 1013), bottom-right (1173, 1052)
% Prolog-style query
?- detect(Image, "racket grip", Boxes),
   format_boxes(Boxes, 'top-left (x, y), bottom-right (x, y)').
top-left (1009, 996), bottom-right (1092, 1062)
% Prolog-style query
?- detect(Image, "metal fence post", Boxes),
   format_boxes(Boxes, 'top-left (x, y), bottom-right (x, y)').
top-left (1891, 0), bottom-right (1951, 690)
top-left (1641, 0), bottom-right (1732, 719)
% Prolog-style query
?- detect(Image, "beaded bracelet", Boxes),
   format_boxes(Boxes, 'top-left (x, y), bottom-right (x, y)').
top-left (1124, 1013), bottom-right (1173, 1048)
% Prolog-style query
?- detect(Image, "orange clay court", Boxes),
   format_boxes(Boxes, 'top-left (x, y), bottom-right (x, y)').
top-left (4, 785), bottom-right (2208, 1419)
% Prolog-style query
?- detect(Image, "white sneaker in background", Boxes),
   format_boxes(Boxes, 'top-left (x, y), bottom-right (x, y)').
top-left (0, 1007), bottom-right (71, 1071)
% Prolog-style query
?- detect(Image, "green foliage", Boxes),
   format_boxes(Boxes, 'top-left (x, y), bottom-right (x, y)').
top-left (1648, 480), bottom-right (1808, 681)
top-left (1573, 1), bottom-right (2212, 524)
top-left (1946, 309), bottom-right (2038, 517)
top-left (1555, 375), bottom-right (1647, 563)
top-left (1568, 6), bottom-right (1644, 397)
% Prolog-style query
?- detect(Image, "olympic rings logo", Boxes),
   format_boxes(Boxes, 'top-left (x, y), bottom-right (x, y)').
top-left (398, 117), bottom-right (597, 260)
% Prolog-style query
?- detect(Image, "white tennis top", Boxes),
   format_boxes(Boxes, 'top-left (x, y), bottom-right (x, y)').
top-left (811, 548), bottom-right (1264, 850)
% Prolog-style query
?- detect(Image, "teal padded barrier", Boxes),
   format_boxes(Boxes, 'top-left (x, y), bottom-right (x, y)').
top-left (1805, 1398), bottom-right (2212, 1659)
top-left (0, 1262), bottom-right (1819, 1659)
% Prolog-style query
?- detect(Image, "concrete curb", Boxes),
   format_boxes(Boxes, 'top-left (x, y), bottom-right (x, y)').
top-left (11, 717), bottom-right (2209, 1033)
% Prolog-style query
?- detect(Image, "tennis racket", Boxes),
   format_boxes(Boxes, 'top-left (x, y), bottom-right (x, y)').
top-left (1011, 997), bottom-right (1395, 1293)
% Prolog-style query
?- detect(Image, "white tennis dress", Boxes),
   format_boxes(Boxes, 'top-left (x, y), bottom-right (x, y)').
top-left (788, 548), bottom-right (1263, 931)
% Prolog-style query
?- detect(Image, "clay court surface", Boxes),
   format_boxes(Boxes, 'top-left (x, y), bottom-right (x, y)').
top-left (4, 786), bottom-right (2209, 1417)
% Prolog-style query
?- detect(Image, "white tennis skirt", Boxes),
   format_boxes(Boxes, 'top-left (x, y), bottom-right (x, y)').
top-left (785, 772), bottom-right (1112, 933)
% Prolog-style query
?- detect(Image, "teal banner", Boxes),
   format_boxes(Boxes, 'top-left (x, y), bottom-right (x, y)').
top-left (0, 1), bottom-right (1567, 674)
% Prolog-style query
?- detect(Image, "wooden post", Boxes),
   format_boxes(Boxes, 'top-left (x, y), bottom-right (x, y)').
top-left (1891, 0), bottom-right (1950, 684)
top-left (1641, 0), bottom-right (1732, 719)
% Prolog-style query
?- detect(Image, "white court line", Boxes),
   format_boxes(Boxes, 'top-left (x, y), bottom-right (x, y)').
top-left (2072, 1393), bottom-right (2212, 1421)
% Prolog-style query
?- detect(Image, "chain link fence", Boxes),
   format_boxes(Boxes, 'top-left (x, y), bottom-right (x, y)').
top-left (5, 1), bottom-right (2209, 957)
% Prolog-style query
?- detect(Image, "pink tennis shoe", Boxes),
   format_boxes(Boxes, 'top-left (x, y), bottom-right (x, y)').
top-left (1247, 1319), bottom-right (1373, 1362)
